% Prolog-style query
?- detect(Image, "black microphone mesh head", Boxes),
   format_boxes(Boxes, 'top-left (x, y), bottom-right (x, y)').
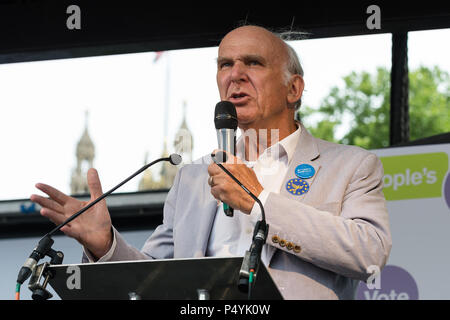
top-left (214, 101), bottom-right (238, 130)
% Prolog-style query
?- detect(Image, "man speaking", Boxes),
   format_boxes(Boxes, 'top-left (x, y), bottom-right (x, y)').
top-left (31, 25), bottom-right (391, 299)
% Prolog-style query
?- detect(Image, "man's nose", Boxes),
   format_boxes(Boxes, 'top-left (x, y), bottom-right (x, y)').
top-left (230, 62), bottom-right (248, 83)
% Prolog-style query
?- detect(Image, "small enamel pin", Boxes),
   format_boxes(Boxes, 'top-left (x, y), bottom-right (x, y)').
top-left (286, 178), bottom-right (310, 195)
top-left (295, 164), bottom-right (315, 179)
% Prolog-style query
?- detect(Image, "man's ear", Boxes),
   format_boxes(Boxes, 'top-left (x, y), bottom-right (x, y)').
top-left (286, 74), bottom-right (304, 108)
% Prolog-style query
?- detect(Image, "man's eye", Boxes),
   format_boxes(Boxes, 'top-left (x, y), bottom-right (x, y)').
top-left (248, 60), bottom-right (261, 66)
top-left (219, 62), bottom-right (232, 69)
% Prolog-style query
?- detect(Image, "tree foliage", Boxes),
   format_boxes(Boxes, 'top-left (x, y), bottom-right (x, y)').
top-left (300, 66), bottom-right (450, 149)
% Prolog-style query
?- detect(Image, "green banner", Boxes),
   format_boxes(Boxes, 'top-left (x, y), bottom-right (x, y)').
top-left (380, 152), bottom-right (448, 201)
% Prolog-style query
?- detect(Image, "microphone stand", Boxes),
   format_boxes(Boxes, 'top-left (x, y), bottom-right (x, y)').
top-left (211, 152), bottom-right (269, 300)
top-left (16, 154), bottom-right (181, 300)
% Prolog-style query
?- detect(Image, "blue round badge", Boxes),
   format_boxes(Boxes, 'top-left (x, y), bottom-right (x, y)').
top-left (295, 164), bottom-right (315, 179)
top-left (286, 178), bottom-right (310, 196)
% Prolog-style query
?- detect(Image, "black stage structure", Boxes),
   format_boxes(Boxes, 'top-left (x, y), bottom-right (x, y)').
top-left (0, 1), bottom-right (449, 237)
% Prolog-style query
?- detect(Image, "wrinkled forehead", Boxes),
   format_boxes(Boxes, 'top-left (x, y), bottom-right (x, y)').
top-left (218, 26), bottom-right (287, 63)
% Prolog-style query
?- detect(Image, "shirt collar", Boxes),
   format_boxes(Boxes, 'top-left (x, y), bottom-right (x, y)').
top-left (278, 121), bottom-right (301, 165)
top-left (236, 121), bottom-right (301, 165)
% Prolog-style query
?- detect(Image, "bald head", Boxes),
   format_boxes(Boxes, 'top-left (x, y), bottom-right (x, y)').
top-left (220, 25), bottom-right (290, 69)
top-left (221, 25), bottom-right (287, 48)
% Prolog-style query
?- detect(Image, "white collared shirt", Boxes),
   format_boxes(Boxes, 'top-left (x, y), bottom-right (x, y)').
top-left (206, 125), bottom-right (301, 265)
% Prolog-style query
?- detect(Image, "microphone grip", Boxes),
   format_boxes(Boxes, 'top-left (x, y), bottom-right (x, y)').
top-left (215, 127), bottom-right (236, 218)
top-left (214, 151), bottom-right (235, 217)
top-left (223, 203), bottom-right (234, 217)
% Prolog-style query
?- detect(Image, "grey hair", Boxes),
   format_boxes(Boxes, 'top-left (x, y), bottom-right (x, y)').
top-left (274, 30), bottom-right (309, 110)
top-left (283, 43), bottom-right (304, 110)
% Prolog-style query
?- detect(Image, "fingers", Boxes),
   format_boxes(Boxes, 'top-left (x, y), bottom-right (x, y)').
top-left (208, 174), bottom-right (229, 200)
top-left (30, 194), bottom-right (64, 213)
top-left (87, 168), bottom-right (104, 200)
top-left (40, 207), bottom-right (67, 225)
top-left (208, 149), bottom-right (245, 177)
top-left (35, 183), bottom-right (69, 205)
top-left (207, 176), bottom-right (214, 187)
top-left (208, 162), bottom-right (220, 177)
top-left (211, 149), bottom-right (243, 164)
top-left (210, 186), bottom-right (222, 202)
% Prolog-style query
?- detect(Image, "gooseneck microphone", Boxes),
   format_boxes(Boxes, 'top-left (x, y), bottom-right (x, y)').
top-left (211, 151), bottom-right (269, 299)
top-left (16, 154), bottom-right (182, 292)
top-left (214, 101), bottom-right (238, 217)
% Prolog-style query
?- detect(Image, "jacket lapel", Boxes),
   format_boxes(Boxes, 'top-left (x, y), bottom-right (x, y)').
top-left (266, 124), bottom-right (321, 264)
top-left (280, 124), bottom-right (321, 202)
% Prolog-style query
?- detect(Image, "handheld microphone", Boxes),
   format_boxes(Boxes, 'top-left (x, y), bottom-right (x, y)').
top-left (211, 151), bottom-right (269, 298)
top-left (214, 101), bottom-right (238, 217)
top-left (17, 154), bottom-right (182, 287)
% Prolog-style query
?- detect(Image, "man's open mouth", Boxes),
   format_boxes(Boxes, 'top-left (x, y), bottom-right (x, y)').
top-left (231, 93), bottom-right (248, 99)
top-left (229, 92), bottom-right (250, 105)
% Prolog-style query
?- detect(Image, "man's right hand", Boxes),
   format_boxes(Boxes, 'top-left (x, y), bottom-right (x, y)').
top-left (30, 168), bottom-right (113, 260)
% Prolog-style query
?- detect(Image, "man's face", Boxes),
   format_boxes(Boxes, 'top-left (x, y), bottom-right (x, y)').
top-left (216, 26), bottom-right (292, 130)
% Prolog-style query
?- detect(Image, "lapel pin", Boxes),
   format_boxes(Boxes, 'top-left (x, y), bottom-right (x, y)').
top-left (295, 164), bottom-right (315, 179)
top-left (286, 178), bottom-right (310, 196)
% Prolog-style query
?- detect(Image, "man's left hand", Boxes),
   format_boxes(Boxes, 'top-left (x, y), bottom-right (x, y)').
top-left (207, 150), bottom-right (263, 214)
